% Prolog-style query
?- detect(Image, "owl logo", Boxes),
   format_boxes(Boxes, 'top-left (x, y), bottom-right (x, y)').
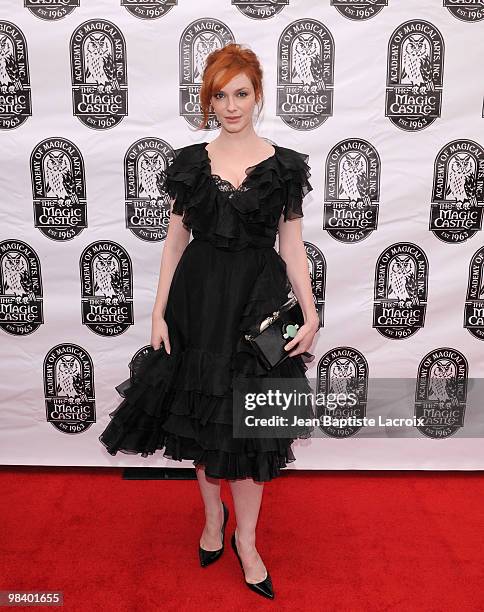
top-left (44, 343), bottom-right (95, 431)
top-left (339, 153), bottom-right (371, 209)
top-left (0, 34), bottom-right (21, 93)
top-left (44, 151), bottom-right (79, 206)
top-left (193, 34), bottom-right (221, 83)
top-left (401, 34), bottom-right (434, 94)
top-left (84, 33), bottom-right (119, 93)
top-left (428, 360), bottom-right (458, 407)
top-left (56, 356), bottom-right (87, 404)
top-left (374, 243), bottom-right (428, 339)
top-left (388, 256), bottom-right (419, 307)
top-left (293, 33), bottom-right (325, 93)
top-left (329, 359), bottom-right (358, 398)
top-left (80, 240), bottom-right (133, 335)
top-left (415, 348), bottom-right (468, 438)
top-left (138, 152), bottom-right (167, 206)
top-left (324, 139), bottom-right (381, 243)
top-left (319, 347), bottom-right (369, 436)
top-left (93, 253), bottom-right (126, 304)
top-left (70, 20), bottom-right (128, 129)
top-left (445, 154), bottom-right (478, 209)
top-left (430, 140), bottom-right (484, 244)
top-left (2, 252), bottom-right (35, 303)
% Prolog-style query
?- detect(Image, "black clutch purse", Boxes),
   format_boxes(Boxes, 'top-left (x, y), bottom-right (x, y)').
top-left (244, 295), bottom-right (315, 370)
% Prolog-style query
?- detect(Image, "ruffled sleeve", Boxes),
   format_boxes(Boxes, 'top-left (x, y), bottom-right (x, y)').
top-left (277, 148), bottom-right (313, 221)
top-left (164, 146), bottom-right (198, 216)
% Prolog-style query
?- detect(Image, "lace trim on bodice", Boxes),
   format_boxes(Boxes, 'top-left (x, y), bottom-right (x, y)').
top-left (210, 173), bottom-right (251, 198)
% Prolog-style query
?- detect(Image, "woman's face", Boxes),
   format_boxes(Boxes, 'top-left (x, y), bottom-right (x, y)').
top-left (210, 72), bottom-right (258, 132)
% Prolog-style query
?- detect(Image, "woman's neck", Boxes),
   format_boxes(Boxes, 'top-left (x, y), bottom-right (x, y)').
top-left (212, 126), bottom-right (262, 151)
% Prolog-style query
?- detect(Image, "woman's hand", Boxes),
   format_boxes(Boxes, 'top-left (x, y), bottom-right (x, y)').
top-left (151, 312), bottom-right (171, 354)
top-left (283, 317), bottom-right (319, 359)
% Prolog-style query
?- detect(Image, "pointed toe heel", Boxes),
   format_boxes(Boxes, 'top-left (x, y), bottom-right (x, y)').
top-left (199, 501), bottom-right (229, 567)
top-left (230, 532), bottom-right (274, 600)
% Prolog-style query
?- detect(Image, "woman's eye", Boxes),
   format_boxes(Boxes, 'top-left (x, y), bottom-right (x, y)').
top-left (238, 91), bottom-right (247, 97)
top-left (214, 92), bottom-right (224, 99)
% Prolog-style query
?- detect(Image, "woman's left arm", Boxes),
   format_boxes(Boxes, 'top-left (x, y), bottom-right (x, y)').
top-left (278, 215), bottom-right (320, 357)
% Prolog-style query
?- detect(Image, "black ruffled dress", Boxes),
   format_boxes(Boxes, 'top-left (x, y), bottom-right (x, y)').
top-left (99, 141), bottom-right (314, 482)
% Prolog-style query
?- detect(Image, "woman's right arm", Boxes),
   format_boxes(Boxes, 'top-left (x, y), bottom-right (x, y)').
top-left (151, 199), bottom-right (190, 352)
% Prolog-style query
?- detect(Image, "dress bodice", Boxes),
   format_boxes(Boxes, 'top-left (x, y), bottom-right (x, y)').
top-left (165, 141), bottom-right (312, 251)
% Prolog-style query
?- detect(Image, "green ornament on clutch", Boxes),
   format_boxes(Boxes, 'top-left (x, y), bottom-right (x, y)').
top-left (283, 323), bottom-right (299, 339)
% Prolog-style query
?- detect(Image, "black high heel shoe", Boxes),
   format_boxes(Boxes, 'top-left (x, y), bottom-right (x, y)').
top-left (230, 531), bottom-right (274, 600)
top-left (199, 501), bottom-right (229, 567)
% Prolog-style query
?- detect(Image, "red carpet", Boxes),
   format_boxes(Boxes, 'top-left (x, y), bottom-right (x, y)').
top-left (2, 467), bottom-right (484, 611)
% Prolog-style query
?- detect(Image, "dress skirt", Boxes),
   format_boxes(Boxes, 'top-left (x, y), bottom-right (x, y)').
top-left (99, 238), bottom-right (313, 482)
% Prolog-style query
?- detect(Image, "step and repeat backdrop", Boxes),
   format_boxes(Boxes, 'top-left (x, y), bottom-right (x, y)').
top-left (1, 0), bottom-right (484, 469)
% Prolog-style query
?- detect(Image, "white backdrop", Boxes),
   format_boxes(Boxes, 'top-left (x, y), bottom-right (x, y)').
top-left (1, 0), bottom-right (484, 470)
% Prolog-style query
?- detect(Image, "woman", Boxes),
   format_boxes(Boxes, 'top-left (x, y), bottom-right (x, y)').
top-left (99, 43), bottom-right (319, 600)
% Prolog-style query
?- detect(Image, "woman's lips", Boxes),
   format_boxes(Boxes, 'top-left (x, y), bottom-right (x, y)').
top-left (225, 116), bottom-right (241, 122)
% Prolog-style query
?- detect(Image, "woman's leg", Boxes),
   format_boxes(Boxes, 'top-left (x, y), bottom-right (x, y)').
top-left (229, 478), bottom-right (268, 584)
top-left (196, 464), bottom-right (224, 551)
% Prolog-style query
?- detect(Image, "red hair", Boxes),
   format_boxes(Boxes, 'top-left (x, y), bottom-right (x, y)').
top-left (198, 43), bottom-right (264, 130)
